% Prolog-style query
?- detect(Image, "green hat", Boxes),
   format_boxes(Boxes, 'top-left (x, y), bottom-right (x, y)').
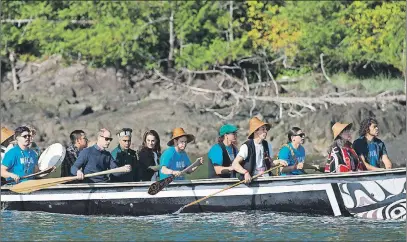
top-left (219, 124), bottom-right (238, 137)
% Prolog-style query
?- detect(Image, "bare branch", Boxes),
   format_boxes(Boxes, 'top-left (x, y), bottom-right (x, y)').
top-left (320, 53), bottom-right (332, 83)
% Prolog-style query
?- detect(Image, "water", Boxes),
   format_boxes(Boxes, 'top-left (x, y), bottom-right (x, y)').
top-left (1, 210), bottom-right (405, 241)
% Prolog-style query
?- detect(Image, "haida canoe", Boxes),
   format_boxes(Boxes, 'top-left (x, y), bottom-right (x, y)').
top-left (1, 168), bottom-right (405, 220)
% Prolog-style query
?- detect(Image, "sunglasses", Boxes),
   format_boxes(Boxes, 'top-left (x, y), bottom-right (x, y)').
top-left (294, 133), bottom-right (305, 138)
top-left (100, 136), bottom-right (113, 142)
top-left (122, 140), bottom-right (131, 143)
top-left (21, 134), bottom-right (32, 139)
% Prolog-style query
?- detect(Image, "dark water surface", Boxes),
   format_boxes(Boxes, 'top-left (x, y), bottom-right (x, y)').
top-left (1, 210), bottom-right (405, 241)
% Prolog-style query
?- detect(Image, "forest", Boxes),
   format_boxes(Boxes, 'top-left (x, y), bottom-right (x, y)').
top-left (1, 1), bottom-right (406, 81)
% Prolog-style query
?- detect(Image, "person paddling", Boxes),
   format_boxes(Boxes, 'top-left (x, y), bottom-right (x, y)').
top-left (208, 124), bottom-right (238, 178)
top-left (1, 126), bottom-right (40, 184)
top-left (353, 117), bottom-right (392, 170)
top-left (325, 122), bottom-right (365, 173)
top-left (159, 128), bottom-right (203, 180)
top-left (232, 117), bottom-right (288, 183)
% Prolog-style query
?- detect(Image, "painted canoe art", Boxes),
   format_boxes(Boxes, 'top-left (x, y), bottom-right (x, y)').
top-left (1, 168), bottom-right (405, 220)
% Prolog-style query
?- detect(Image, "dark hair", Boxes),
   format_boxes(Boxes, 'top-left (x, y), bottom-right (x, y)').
top-left (70, 130), bottom-right (85, 144)
top-left (142, 130), bottom-right (161, 155)
top-left (359, 117), bottom-right (378, 136)
top-left (14, 126), bottom-right (30, 138)
top-left (287, 127), bottom-right (302, 143)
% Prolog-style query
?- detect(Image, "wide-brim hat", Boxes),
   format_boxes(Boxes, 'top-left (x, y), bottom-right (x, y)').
top-left (167, 127), bottom-right (195, 146)
top-left (332, 122), bottom-right (352, 140)
top-left (248, 117), bottom-right (271, 139)
top-left (1, 127), bottom-right (15, 145)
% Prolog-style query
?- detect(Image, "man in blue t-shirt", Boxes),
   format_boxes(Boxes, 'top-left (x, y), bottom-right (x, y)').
top-left (353, 117), bottom-right (392, 170)
top-left (160, 127), bottom-right (203, 180)
top-left (207, 124), bottom-right (238, 178)
top-left (1, 126), bottom-right (39, 183)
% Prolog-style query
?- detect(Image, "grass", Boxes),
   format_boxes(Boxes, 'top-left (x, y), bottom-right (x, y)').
top-left (280, 72), bottom-right (405, 94)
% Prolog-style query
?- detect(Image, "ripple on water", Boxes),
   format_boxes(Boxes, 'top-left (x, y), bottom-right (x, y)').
top-left (1, 210), bottom-right (405, 241)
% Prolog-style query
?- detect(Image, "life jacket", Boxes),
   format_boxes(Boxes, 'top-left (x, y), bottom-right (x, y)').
top-left (217, 142), bottom-right (238, 178)
top-left (237, 139), bottom-right (271, 180)
top-left (325, 144), bottom-right (364, 173)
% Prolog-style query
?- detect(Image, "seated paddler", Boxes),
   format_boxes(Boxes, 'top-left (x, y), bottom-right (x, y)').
top-left (232, 117), bottom-right (287, 183)
top-left (159, 127), bottom-right (203, 180)
top-left (110, 128), bottom-right (139, 182)
top-left (325, 122), bottom-right (365, 173)
top-left (1, 126), bottom-right (39, 184)
top-left (208, 124), bottom-right (238, 178)
top-left (278, 127), bottom-right (316, 175)
top-left (71, 128), bottom-right (131, 183)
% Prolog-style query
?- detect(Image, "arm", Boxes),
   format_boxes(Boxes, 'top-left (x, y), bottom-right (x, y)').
top-left (278, 147), bottom-right (298, 173)
top-left (161, 165), bottom-right (181, 176)
top-left (71, 150), bottom-right (87, 179)
top-left (359, 155), bottom-right (382, 171)
top-left (382, 154), bottom-right (392, 169)
top-left (231, 144), bottom-right (251, 183)
top-left (1, 165), bottom-right (20, 183)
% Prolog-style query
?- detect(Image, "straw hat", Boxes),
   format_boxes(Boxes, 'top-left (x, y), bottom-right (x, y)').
top-left (167, 127), bottom-right (195, 146)
top-left (332, 122), bottom-right (352, 140)
top-left (1, 127), bottom-right (15, 145)
top-left (248, 117), bottom-right (271, 139)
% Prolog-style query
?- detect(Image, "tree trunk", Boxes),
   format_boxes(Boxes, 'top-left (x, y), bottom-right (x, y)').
top-left (9, 52), bottom-right (18, 91)
top-left (229, 0), bottom-right (234, 43)
top-left (168, 8), bottom-right (175, 69)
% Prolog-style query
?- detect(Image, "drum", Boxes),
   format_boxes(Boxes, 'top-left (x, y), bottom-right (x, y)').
top-left (38, 143), bottom-right (66, 178)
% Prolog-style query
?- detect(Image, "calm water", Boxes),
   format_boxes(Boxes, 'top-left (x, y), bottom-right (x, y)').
top-left (1, 210), bottom-right (405, 241)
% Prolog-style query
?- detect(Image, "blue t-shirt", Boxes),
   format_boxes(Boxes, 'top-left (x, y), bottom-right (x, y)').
top-left (1, 145), bottom-right (38, 182)
top-left (353, 136), bottom-right (387, 168)
top-left (278, 143), bottom-right (305, 175)
top-left (159, 146), bottom-right (191, 180)
top-left (208, 143), bottom-right (235, 166)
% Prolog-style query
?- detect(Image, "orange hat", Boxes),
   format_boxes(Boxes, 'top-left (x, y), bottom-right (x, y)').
top-left (1, 127), bottom-right (15, 145)
top-left (248, 117), bottom-right (271, 139)
top-left (332, 122), bottom-right (352, 140)
top-left (167, 127), bottom-right (195, 146)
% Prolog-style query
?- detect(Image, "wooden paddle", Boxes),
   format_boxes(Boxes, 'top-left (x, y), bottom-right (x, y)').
top-left (9, 166), bottom-right (130, 194)
top-left (173, 165), bottom-right (282, 215)
top-left (147, 158), bottom-right (203, 195)
top-left (1, 167), bottom-right (54, 186)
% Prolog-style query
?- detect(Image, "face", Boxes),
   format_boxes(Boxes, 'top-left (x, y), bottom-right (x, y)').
top-left (119, 136), bottom-right (131, 149)
top-left (225, 132), bottom-right (237, 143)
top-left (340, 129), bottom-right (352, 142)
top-left (146, 134), bottom-right (156, 149)
top-left (174, 136), bottom-right (188, 151)
top-left (254, 126), bottom-right (268, 140)
top-left (76, 133), bottom-right (88, 149)
top-left (98, 131), bottom-right (113, 149)
top-left (16, 131), bottom-right (32, 147)
top-left (368, 123), bottom-right (379, 137)
top-left (292, 130), bottom-right (305, 145)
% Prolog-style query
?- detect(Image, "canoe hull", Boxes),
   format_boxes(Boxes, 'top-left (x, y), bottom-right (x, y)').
top-left (2, 169), bottom-right (405, 219)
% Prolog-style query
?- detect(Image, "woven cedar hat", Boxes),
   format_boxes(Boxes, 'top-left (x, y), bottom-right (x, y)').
top-left (332, 122), bottom-right (352, 140)
top-left (1, 127), bottom-right (14, 145)
top-left (248, 117), bottom-right (271, 139)
top-left (167, 127), bottom-right (195, 146)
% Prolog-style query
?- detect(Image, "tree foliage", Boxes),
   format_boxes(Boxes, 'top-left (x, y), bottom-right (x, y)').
top-left (1, 0), bottom-right (405, 76)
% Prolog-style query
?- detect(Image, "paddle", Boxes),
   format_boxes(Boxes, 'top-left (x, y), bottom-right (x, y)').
top-left (1, 167), bottom-right (54, 186)
top-left (147, 158), bottom-right (203, 195)
top-left (173, 165), bottom-right (282, 215)
top-left (9, 166), bottom-right (130, 194)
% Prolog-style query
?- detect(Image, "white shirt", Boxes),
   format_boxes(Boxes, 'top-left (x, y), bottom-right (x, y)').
top-left (237, 141), bottom-right (273, 175)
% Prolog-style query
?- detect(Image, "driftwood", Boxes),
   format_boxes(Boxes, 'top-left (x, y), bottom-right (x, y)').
top-left (153, 66), bottom-right (406, 120)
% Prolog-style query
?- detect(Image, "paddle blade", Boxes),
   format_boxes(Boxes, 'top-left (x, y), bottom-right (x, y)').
top-left (172, 205), bottom-right (187, 215)
top-left (147, 175), bottom-right (174, 195)
top-left (10, 176), bottom-right (77, 194)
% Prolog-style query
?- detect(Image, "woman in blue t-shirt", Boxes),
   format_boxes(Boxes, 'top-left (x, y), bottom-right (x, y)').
top-left (277, 127), bottom-right (308, 175)
top-left (160, 127), bottom-right (203, 180)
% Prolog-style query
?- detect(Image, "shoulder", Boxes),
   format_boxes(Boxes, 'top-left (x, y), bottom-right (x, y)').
top-left (353, 136), bottom-right (364, 145)
top-left (209, 143), bottom-right (222, 152)
top-left (239, 143), bottom-right (248, 150)
top-left (374, 137), bottom-right (385, 144)
top-left (279, 145), bottom-right (289, 152)
top-left (162, 147), bottom-right (175, 156)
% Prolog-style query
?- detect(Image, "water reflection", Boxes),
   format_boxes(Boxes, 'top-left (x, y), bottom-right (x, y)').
top-left (1, 210), bottom-right (405, 241)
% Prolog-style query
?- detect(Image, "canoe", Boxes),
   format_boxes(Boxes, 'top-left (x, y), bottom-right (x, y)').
top-left (1, 168), bottom-right (405, 220)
